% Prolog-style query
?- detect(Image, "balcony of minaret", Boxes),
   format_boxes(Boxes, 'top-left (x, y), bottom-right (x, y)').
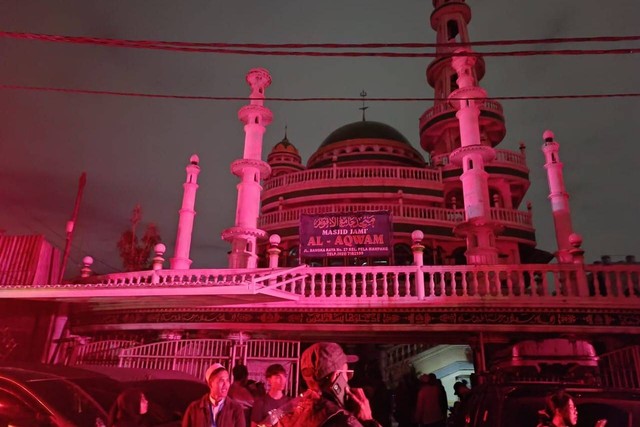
top-left (420, 99), bottom-right (506, 153)
top-left (261, 165), bottom-right (444, 210)
top-left (433, 147), bottom-right (530, 206)
top-left (258, 203), bottom-right (534, 246)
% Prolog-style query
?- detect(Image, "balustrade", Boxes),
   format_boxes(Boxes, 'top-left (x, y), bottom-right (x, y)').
top-left (265, 166), bottom-right (441, 191)
top-left (252, 264), bottom-right (640, 304)
top-left (259, 205), bottom-right (530, 228)
top-left (6, 263), bottom-right (637, 306)
top-left (432, 149), bottom-right (525, 169)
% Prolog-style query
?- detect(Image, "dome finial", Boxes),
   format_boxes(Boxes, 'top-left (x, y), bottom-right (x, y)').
top-left (284, 124), bottom-right (288, 140)
top-left (359, 90), bottom-right (369, 121)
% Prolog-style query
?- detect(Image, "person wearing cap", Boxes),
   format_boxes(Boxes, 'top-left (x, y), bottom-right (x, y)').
top-left (275, 342), bottom-right (380, 427)
top-left (182, 363), bottom-right (246, 427)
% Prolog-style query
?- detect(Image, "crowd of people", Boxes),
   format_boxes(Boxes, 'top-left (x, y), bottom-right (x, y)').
top-left (177, 342), bottom-right (381, 427)
top-left (106, 342), bottom-right (609, 427)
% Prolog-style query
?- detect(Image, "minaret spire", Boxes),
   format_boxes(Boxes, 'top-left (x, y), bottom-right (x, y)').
top-left (359, 90), bottom-right (368, 121)
top-left (221, 68), bottom-right (273, 268)
top-left (170, 154), bottom-right (200, 269)
top-left (542, 130), bottom-right (576, 263)
top-left (449, 48), bottom-right (500, 264)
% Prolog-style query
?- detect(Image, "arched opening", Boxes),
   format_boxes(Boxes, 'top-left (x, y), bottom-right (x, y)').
top-left (394, 244), bottom-right (413, 266)
top-left (451, 247), bottom-right (467, 265)
top-left (489, 190), bottom-right (502, 208)
top-left (447, 20), bottom-right (459, 41)
top-left (287, 246), bottom-right (299, 267)
top-left (450, 73), bottom-right (459, 92)
top-left (446, 190), bottom-right (464, 210)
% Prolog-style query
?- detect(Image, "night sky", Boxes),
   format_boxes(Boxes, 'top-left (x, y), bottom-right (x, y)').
top-left (0, 1), bottom-right (638, 277)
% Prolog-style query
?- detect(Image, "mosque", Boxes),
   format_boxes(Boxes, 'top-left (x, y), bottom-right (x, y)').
top-left (1, 0), bottom-right (639, 397)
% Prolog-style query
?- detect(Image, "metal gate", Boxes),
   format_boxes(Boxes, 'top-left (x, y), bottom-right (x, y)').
top-left (115, 338), bottom-right (301, 394)
top-left (241, 339), bottom-right (301, 396)
top-left (118, 339), bottom-right (235, 380)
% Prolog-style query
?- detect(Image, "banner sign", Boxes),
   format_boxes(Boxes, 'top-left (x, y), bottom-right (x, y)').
top-left (299, 212), bottom-right (391, 258)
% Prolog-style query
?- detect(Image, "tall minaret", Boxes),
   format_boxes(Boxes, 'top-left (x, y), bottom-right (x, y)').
top-left (170, 154), bottom-right (200, 270)
top-left (542, 130), bottom-right (575, 263)
top-left (221, 68), bottom-right (273, 268)
top-left (449, 48), bottom-right (500, 264)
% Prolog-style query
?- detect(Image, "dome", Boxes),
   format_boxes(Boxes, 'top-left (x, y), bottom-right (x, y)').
top-left (320, 120), bottom-right (411, 148)
top-left (270, 135), bottom-right (299, 155)
top-left (308, 120), bottom-right (425, 169)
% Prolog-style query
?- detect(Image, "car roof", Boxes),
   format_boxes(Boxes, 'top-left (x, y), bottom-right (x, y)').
top-left (0, 363), bottom-right (116, 380)
top-left (481, 382), bottom-right (640, 400)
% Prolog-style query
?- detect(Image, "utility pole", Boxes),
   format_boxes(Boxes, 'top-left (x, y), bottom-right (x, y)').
top-left (59, 172), bottom-right (86, 283)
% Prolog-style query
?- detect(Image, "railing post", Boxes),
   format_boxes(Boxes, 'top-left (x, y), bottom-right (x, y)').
top-left (151, 243), bottom-right (166, 284)
top-left (267, 235), bottom-right (281, 288)
top-left (568, 233), bottom-right (588, 296)
top-left (412, 230), bottom-right (425, 300)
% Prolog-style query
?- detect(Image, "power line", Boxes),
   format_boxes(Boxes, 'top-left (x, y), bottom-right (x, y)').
top-left (3, 30), bottom-right (639, 49)
top-left (1, 83), bottom-right (638, 103)
top-left (1, 30), bottom-right (638, 57)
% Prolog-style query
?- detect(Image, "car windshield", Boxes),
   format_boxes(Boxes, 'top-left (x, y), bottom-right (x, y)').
top-left (502, 395), bottom-right (632, 427)
top-left (27, 378), bottom-right (108, 426)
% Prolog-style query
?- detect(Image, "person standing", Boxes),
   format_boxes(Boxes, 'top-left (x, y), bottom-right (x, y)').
top-left (182, 363), bottom-right (246, 427)
top-left (413, 374), bottom-right (445, 427)
top-left (275, 342), bottom-right (380, 427)
top-left (251, 363), bottom-right (292, 427)
top-left (108, 388), bottom-right (151, 427)
top-left (537, 390), bottom-right (606, 427)
top-left (229, 364), bottom-right (255, 426)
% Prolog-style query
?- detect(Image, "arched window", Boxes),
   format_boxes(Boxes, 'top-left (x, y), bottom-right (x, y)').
top-left (447, 20), bottom-right (459, 41)
top-left (451, 247), bottom-right (467, 265)
top-left (394, 243), bottom-right (413, 266)
top-left (287, 246), bottom-right (299, 267)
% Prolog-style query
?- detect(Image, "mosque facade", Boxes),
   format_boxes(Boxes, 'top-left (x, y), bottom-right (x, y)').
top-left (1, 0), bottom-right (639, 389)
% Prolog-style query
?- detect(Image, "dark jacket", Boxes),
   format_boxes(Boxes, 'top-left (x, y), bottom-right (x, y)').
top-left (277, 390), bottom-right (379, 427)
top-left (182, 394), bottom-right (246, 427)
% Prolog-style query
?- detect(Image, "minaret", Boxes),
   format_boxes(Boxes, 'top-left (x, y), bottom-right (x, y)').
top-left (449, 48), bottom-right (500, 264)
top-left (542, 130), bottom-right (575, 263)
top-left (170, 154), bottom-right (200, 270)
top-left (222, 68), bottom-right (273, 268)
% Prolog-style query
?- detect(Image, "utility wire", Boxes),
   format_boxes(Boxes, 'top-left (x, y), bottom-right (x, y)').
top-left (1, 31), bottom-right (638, 57)
top-left (1, 83), bottom-right (638, 103)
top-left (2, 30), bottom-right (639, 49)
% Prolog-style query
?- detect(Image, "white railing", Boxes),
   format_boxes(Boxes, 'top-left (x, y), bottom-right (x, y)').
top-left (70, 340), bottom-right (139, 366)
top-left (419, 100), bottom-right (503, 126)
top-left (12, 264), bottom-right (637, 306)
top-left (599, 345), bottom-right (640, 390)
top-left (88, 268), bottom-right (272, 286)
top-left (432, 149), bottom-right (526, 169)
top-left (254, 264), bottom-right (640, 303)
top-left (420, 102), bottom-right (455, 124)
top-left (259, 205), bottom-right (531, 228)
top-left (490, 207), bottom-right (532, 226)
top-left (494, 149), bottom-right (527, 167)
top-left (386, 343), bottom-right (433, 367)
top-left (264, 165), bottom-right (441, 191)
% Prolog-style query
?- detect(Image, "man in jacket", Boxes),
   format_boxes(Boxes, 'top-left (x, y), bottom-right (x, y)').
top-left (275, 342), bottom-right (380, 427)
top-left (182, 362), bottom-right (246, 427)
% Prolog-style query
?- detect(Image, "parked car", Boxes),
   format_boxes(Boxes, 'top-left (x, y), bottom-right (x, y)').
top-left (124, 379), bottom-right (209, 425)
top-left (78, 365), bottom-right (210, 426)
top-left (452, 382), bottom-right (640, 427)
top-left (0, 365), bottom-right (113, 426)
top-left (0, 364), bottom-right (209, 426)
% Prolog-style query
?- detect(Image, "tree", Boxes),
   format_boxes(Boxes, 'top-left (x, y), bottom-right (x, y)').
top-left (117, 204), bottom-right (161, 271)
